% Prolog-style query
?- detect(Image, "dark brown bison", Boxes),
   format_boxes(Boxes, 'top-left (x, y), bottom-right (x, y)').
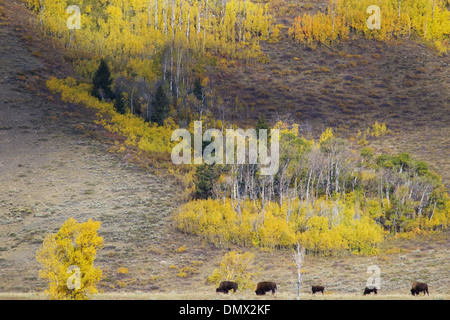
top-left (216, 281), bottom-right (238, 294)
top-left (411, 282), bottom-right (429, 296)
top-left (311, 285), bottom-right (325, 295)
top-left (363, 287), bottom-right (378, 295)
top-left (255, 281), bottom-right (277, 295)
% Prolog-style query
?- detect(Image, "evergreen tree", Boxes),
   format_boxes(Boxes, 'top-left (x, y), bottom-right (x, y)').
top-left (150, 84), bottom-right (169, 125)
top-left (91, 58), bottom-right (113, 101)
top-left (194, 163), bottom-right (219, 199)
top-left (193, 77), bottom-right (203, 101)
top-left (255, 115), bottom-right (269, 138)
top-left (114, 94), bottom-right (126, 114)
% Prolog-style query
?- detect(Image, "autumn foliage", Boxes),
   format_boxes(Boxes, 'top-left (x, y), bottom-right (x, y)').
top-left (175, 125), bottom-right (450, 255)
top-left (207, 250), bottom-right (261, 290)
top-left (288, 0), bottom-right (450, 54)
top-left (36, 218), bottom-right (103, 300)
top-left (46, 76), bottom-right (177, 157)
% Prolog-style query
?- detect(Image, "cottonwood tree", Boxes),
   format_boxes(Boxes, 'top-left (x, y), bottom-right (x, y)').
top-left (36, 218), bottom-right (103, 300)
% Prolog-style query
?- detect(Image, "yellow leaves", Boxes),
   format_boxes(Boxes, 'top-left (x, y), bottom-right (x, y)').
top-left (36, 0), bottom-right (274, 66)
top-left (106, 6), bottom-right (122, 21)
top-left (176, 246), bottom-right (187, 253)
top-left (177, 266), bottom-right (199, 278)
top-left (117, 267), bottom-right (129, 274)
top-left (47, 76), bottom-right (176, 157)
top-left (268, 24), bottom-right (284, 44)
top-left (207, 250), bottom-right (260, 290)
top-left (175, 196), bottom-right (385, 255)
top-left (319, 127), bottom-right (334, 145)
top-left (201, 76), bottom-right (210, 87)
top-left (125, 58), bottom-right (157, 81)
top-left (36, 218), bottom-right (103, 300)
top-left (289, 0), bottom-right (449, 53)
top-left (370, 121), bottom-right (390, 137)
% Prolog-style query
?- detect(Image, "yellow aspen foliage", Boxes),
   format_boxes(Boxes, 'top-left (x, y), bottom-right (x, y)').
top-left (370, 121), bottom-right (390, 137)
top-left (318, 127), bottom-right (334, 145)
top-left (207, 250), bottom-right (261, 290)
top-left (36, 218), bottom-right (103, 300)
top-left (268, 24), bottom-right (284, 44)
top-left (46, 76), bottom-right (176, 157)
top-left (289, 0), bottom-right (450, 53)
top-left (175, 197), bottom-right (385, 255)
top-left (26, 0), bottom-right (275, 77)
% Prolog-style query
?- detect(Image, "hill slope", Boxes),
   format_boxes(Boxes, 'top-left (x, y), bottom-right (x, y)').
top-left (0, 0), bottom-right (448, 299)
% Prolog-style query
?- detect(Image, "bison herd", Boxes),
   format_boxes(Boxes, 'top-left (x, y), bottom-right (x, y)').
top-left (216, 281), bottom-right (431, 297)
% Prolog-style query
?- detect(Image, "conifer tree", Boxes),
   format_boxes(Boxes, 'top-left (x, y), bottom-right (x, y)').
top-left (150, 84), bottom-right (169, 125)
top-left (114, 94), bottom-right (126, 114)
top-left (91, 58), bottom-right (114, 101)
top-left (194, 163), bottom-right (219, 199)
top-left (193, 77), bottom-right (203, 101)
top-left (255, 115), bottom-right (269, 138)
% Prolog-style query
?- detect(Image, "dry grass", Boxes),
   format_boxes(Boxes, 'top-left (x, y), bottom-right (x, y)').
top-left (0, 292), bottom-right (446, 300)
top-left (212, 2), bottom-right (450, 184)
top-left (0, 0), bottom-right (448, 301)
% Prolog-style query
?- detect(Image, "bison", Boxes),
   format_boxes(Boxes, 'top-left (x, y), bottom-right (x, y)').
top-left (255, 281), bottom-right (277, 295)
top-left (411, 282), bottom-right (429, 296)
top-left (216, 281), bottom-right (238, 294)
top-left (311, 285), bottom-right (325, 295)
top-left (363, 287), bottom-right (378, 295)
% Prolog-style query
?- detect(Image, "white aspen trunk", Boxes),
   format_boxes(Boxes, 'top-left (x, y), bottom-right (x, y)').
top-left (380, 176), bottom-right (384, 204)
top-left (39, 0), bottom-right (44, 30)
top-left (335, 161), bottom-right (340, 194)
top-left (155, 0), bottom-right (158, 29)
top-left (163, 53), bottom-right (167, 82)
top-left (203, 0), bottom-right (208, 51)
top-left (432, 0), bottom-right (435, 20)
top-left (176, 47), bottom-right (183, 98)
top-left (424, 19), bottom-right (428, 38)
top-left (131, 84), bottom-right (138, 115)
top-left (243, 0), bottom-right (247, 42)
top-left (186, 2), bottom-right (191, 41)
top-left (179, 0), bottom-right (183, 31)
top-left (170, 46), bottom-right (173, 92)
top-left (429, 200), bottom-right (437, 222)
top-left (171, 0), bottom-right (175, 40)
top-left (197, 1), bottom-right (201, 34)
top-left (222, 0), bottom-right (226, 24)
top-left (238, 0), bottom-right (242, 42)
top-left (164, 0), bottom-right (168, 38)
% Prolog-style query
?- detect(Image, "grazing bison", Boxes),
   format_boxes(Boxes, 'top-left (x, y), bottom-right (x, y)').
top-left (216, 281), bottom-right (238, 294)
top-left (255, 282), bottom-right (277, 295)
top-left (411, 282), bottom-right (429, 296)
top-left (311, 285), bottom-right (325, 295)
top-left (363, 287), bottom-right (378, 295)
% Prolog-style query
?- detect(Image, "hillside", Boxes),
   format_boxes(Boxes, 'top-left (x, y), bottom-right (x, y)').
top-left (0, 0), bottom-right (448, 300)
top-left (212, 1), bottom-right (450, 184)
